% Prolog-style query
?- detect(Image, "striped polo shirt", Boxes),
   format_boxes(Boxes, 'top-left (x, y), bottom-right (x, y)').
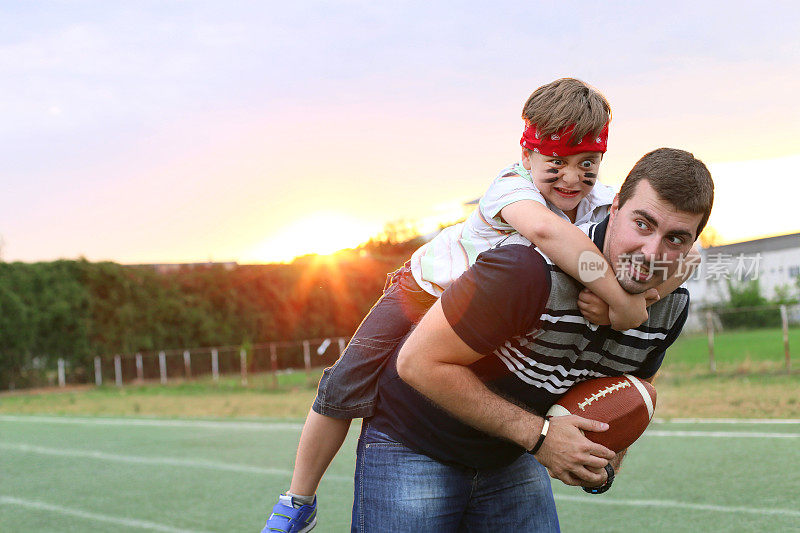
top-left (371, 217), bottom-right (689, 469)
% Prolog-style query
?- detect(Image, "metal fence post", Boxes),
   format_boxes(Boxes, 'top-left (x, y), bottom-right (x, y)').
top-left (94, 356), bottom-right (102, 386)
top-left (706, 311), bottom-right (716, 373)
top-left (270, 343), bottom-right (278, 389)
top-left (303, 340), bottom-right (312, 384)
top-left (183, 350), bottom-right (192, 378)
top-left (211, 348), bottom-right (219, 382)
top-left (159, 351), bottom-right (167, 384)
top-left (781, 305), bottom-right (791, 373)
top-left (135, 353), bottom-right (143, 382)
top-left (240, 347), bottom-right (248, 386)
top-left (58, 358), bottom-right (65, 388)
top-left (114, 355), bottom-right (122, 387)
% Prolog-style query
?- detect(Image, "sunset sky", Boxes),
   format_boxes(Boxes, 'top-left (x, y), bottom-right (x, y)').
top-left (2, 1), bottom-right (799, 264)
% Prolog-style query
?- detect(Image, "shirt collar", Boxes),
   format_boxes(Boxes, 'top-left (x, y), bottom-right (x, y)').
top-left (592, 215), bottom-right (610, 251)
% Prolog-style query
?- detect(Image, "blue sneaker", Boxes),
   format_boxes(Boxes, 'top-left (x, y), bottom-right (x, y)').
top-left (262, 494), bottom-right (317, 533)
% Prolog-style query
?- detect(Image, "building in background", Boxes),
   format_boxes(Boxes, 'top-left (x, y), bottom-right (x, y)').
top-left (686, 232), bottom-right (800, 306)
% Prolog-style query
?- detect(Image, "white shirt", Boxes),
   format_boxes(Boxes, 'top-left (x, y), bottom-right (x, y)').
top-left (409, 161), bottom-right (615, 296)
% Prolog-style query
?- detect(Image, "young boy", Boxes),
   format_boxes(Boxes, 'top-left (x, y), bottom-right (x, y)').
top-left (263, 78), bottom-right (683, 533)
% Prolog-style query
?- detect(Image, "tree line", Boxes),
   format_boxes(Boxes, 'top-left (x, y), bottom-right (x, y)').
top-left (0, 239), bottom-right (422, 389)
top-left (715, 278), bottom-right (799, 330)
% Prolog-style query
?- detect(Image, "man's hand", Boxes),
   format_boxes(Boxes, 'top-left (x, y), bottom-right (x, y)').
top-left (579, 465), bottom-right (609, 488)
top-left (580, 449), bottom-right (627, 488)
top-left (534, 415), bottom-right (615, 486)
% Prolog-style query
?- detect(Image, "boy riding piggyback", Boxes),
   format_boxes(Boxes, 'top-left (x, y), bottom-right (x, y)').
top-left (263, 78), bottom-right (668, 533)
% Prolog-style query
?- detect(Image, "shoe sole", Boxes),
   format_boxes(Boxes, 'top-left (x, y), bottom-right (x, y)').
top-left (298, 517), bottom-right (316, 533)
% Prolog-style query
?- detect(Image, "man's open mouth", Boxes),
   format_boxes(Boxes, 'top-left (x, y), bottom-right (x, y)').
top-left (628, 261), bottom-right (652, 282)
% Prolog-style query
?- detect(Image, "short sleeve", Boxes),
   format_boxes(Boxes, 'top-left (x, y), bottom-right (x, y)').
top-left (440, 244), bottom-right (551, 355)
top-left (479, 174), bottom-right (548, 221)
top-left (634, 296), bottom-right (690, 379)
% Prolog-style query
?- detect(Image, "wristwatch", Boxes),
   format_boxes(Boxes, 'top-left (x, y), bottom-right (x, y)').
top-left (583, 464), bottom-right (614, 494)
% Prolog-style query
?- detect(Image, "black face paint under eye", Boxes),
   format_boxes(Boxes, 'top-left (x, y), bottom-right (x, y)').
top-left (544, 168), bottom-right (559, 174)
top-left (541, 177), bottom-right (559, 183)
top-left (581, 172), bottom-right (597, 186)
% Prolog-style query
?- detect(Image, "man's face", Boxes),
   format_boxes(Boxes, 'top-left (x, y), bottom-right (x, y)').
top-left (604, 180), bottom-right (702, 294)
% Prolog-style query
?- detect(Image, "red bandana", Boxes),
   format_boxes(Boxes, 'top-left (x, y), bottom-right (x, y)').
top-left (520, 122), bottom-right (609, 157)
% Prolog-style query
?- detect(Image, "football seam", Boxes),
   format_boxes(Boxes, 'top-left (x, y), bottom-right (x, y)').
top-left (624, 374), bottom-right (654, 420)
top-left (576, 380), bottom-right (630, 411)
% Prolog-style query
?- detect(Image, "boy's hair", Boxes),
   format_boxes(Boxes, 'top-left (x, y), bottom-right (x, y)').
top-left (618, 148), bottom-right (714, 238)
top-left (521, 78), bottom-right (611, 152)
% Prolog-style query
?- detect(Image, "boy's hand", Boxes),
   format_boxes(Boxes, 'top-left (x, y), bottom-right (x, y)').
top-left (606, 289), bottom-right (660, 331)
top-left (578, 288), bottom-right (660, 326)
top-left (577, 288), bottom-right (611, 325)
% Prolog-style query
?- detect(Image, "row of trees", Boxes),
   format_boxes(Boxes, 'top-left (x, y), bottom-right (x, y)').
top-left (716, 278), bottom-right (799, 329)
top-left (0, 238), bottom-right (423, 389)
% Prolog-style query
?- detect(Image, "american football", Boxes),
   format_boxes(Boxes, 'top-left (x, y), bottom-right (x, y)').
top-left (546, 374), bottom-right (656, 452)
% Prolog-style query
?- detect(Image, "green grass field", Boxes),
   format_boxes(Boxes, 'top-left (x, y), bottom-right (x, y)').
top-left (2, 327), bottom-right (800, 531)
top-left (664, 327), bottom-right (800, 371)
top-left (1, 414), bottom-right (799, 532)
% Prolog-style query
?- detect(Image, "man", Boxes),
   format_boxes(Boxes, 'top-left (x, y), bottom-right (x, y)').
top-left (351, 148), bottom-right (714, 531)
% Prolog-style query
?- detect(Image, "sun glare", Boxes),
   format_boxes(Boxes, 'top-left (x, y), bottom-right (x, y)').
top-left (245, 212), bottom-right (380, 263)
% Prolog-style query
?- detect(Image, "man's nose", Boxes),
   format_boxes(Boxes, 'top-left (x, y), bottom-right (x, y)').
top-left (639, 236), bottom-right (662, 258)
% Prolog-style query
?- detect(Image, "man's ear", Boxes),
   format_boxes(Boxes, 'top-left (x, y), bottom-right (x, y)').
top-left (609, 194), bottom-right (620, 217)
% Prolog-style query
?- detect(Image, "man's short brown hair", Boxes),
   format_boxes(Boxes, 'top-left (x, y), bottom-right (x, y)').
top-left (521, 78), bottom-right (611, 149)
top-left (618, 148), bottom-right (714, 238)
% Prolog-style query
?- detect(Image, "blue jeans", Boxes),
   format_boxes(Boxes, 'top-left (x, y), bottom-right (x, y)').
top-left (352, 424), bottom-right (560, 532)
top-left (313, 263), bottom-right (437, 419)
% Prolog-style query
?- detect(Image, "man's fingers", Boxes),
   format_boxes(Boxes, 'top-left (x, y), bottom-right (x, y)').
top-left (572, 466), bottom-right (606, 485)
top-left (587, 442), bottom-right (616, 460)
top-left (582, 454), bottom-right (610, 470)
top-left (570, 415), bottom-right (609, 433)
top-left (556, 472), bottom-right (583, 486)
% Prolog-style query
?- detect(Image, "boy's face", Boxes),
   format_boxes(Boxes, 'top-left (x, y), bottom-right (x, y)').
top-left (524, 151), bottom-right (603, 219)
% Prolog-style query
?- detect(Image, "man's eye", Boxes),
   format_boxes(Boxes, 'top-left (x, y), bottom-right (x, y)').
top-left (667, 236), bottom-right (685, 246)
top-left (635, 220), bottom-right (648, 230)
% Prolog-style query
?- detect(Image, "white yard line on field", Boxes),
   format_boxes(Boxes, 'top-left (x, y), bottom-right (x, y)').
top-left (645, 429), bottom-right (799, 438)
top-left (0, 441), bottom-right (352, 482)
top-left (0, 496), bottom-right (211, 533)
top-left (3, 413), bottom-right (799, 430)
top-left (4, 441), bottom-right (798, 521)
top-left (652, 418), bottom-right (800, 424)
top-left (0, 414), bottom-right (304, 431)
top-left (555, 493), bottom-right (800, 518)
